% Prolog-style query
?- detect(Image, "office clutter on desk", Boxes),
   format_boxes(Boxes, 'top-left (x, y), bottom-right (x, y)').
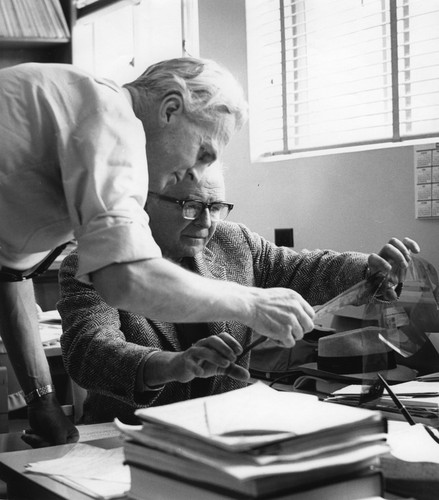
top-left (0, 309), bottom-right (62, 353)
top-left (328, 380), bottom-right (439, 427)
top-left (118, 382), bottom-right (388, 499)
top-left (251, 255), bottom-right (439, 386)
top-left (37, 308), bottom-right (62, 346)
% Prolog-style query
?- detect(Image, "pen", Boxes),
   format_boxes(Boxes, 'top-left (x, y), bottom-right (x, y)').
top-left (377, 374), bottom-right (416, 426)
top-left (237, 336), bottom-right (268, 362)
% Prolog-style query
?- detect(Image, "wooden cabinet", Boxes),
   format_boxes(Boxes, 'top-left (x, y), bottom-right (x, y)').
top-left (72, 0), bottom-right (184, 85)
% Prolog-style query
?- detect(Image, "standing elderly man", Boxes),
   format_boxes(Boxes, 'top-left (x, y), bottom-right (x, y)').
top-left (57, 164), bottom-right (419, 425)
top-left (0, 57), bottom-right (311, 447)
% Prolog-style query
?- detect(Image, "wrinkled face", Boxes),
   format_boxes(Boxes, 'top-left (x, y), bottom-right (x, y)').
top-left (146, 109), bottom-right (236, 193)
top-left (147, 168), bottom-right (226, 261)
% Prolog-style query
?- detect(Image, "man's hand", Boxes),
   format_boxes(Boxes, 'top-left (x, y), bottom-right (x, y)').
top-left (171, 332), bottom-right (249, 383)
top-left (368, 237), bottom-right (420, 301)
top-left (244, 288), bottom-right (315, 348)
top-left (21, 393), bottom-right (79, 448)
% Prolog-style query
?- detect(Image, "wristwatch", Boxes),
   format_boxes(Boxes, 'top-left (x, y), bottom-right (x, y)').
top-left (24, 384), bottom-right (55, 405)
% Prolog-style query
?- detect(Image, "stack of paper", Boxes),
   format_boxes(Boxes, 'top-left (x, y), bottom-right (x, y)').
top-left (118, 382), bottom-right (389, 499)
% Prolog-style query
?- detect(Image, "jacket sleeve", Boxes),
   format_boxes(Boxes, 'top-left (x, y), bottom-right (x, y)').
top-left (57, 251), bottom-right (156, 406)
top-left (213, 222), bottom-right (369, 307)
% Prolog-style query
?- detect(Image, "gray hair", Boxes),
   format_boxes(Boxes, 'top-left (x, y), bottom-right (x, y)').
top-left (124, 57), bottom-right (248, 131)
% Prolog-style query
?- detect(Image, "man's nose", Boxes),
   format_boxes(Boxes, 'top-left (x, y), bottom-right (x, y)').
top-left (195, 208), bottom-right (212, 228)
top-left (186, 164), bottom-right (208, 183)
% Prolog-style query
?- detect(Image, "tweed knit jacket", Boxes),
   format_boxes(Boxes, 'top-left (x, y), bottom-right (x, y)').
top-left (57, 221), bottom-right (368, 424)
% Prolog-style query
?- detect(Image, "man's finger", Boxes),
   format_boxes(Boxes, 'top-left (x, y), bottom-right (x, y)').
top-left (222, 363), bottom-right (250, 381)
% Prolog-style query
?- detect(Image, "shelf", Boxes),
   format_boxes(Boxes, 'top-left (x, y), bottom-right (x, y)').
top-left (0, 37), bottom-right (70, 48)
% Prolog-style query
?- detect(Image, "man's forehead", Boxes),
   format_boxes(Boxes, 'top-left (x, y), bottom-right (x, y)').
top-left (199, 113), bottom-right (236, 148)
top-left (165, 170), bottom-right (225, 200)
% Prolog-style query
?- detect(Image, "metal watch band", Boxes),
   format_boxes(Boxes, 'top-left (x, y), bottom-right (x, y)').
top-left (24, 384), bottom-right (55, 405)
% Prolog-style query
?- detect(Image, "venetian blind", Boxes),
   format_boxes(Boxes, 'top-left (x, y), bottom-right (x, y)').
top-left (246, 0), bottom-right (439, 158)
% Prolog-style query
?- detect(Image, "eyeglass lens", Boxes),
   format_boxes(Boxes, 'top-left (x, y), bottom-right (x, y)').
top-left (183, 201), bottom-right (230, 221)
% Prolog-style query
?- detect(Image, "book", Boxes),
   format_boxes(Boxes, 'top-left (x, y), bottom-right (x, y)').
top-left (123, 438), bottom-right (386, 498)
top-left (0, 1), bottom-right (12, 37)
top-left (14, 0), bottom-right (34, 37)
top-left (1, 0), bottom-right (18, 37)
top-left (128, 465), bottom-right (384, 500)
top-left (0, 0), bottom-right (69, 39)
top-left (48, 0), bottom-right (70, 38)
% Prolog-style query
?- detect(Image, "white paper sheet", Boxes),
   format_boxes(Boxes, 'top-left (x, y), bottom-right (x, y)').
top-left (26, 443), bottom-right (130, 499)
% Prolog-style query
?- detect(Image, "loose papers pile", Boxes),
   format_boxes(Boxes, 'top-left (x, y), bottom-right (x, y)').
top-left (25, 443), bottom-right (130, 499)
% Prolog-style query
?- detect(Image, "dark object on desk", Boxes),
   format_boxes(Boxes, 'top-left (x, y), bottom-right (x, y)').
top-left (394, 334), bottom-right (439, 376)
top-left (296, 326), bottom-right (416, 384)
top-left (381, 421), bottom-right (439, 500)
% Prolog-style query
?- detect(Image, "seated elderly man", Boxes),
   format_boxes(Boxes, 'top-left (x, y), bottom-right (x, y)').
top-left (57, 164), bottom-right (418, 424)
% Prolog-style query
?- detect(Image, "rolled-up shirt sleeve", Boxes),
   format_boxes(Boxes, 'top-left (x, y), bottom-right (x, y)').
top-left (55, 76), bottom-right (162, 281)
top-left (75, 210), bottom-right (161, 281)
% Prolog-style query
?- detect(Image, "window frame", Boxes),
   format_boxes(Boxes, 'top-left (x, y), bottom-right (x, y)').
top-left (246, 0), bottom-right (439, 161)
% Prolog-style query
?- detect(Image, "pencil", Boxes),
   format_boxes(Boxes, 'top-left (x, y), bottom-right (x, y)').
top-left (236, 336), bottom-right (268, 362)
top-left (377, 373), bottom-right (416, 426)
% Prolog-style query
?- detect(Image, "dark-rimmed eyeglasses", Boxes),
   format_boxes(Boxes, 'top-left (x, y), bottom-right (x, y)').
top-left (148, 192), bottom-right (234, 221)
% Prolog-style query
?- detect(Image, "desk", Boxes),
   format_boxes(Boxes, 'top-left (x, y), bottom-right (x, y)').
top-left (0, 431), bottom-right (418, 500)
top-left (0, 422), bottom-right (436, 500)
top-left (0, 424), bottom-right (122, 500)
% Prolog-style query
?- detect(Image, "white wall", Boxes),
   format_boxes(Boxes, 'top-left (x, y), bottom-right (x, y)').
top-left (198, 0), bottom-right (439, 272)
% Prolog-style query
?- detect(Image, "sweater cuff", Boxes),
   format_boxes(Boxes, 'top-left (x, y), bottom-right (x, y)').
top-left (136, 351), bottom-right (165, 392)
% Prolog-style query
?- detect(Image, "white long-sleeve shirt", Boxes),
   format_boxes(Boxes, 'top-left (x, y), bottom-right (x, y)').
top-left (0, 63), bottom-right (161, 279)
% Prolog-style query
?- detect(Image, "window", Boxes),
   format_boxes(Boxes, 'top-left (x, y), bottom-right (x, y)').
top-left (246, 0), bottom-right (439, 158)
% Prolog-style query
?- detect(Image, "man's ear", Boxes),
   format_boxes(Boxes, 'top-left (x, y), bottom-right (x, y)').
top-left (158, 93), bottom-right (184, 127)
